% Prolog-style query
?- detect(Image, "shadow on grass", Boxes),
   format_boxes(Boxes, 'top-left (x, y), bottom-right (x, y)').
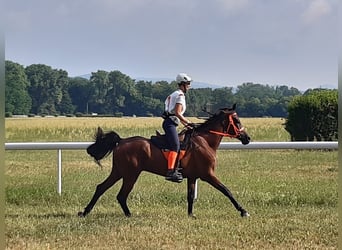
top-left (6, 212), bottom-right (73, 219)
top-left (6, 210), bottom-right (152, 220)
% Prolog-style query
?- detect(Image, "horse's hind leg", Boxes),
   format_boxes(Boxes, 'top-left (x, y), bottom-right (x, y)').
top-left (78, 170), bottom-right (121, 217)
top-left (116, 175), bottom-right (140, 217)
top-left (187, 178), bottom-right (197, 218)
top-left (203, 174), bottom-right (249, 217)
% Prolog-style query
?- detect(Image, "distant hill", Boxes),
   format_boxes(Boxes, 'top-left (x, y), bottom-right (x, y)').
top-left (134, 77), bottom-right (222, 89)
top-left (76, 74), bottom-right (222, 89)
top-left (316, 84), bottom-right (337, 90)
top-left (77, 74), bottom-right (91, 79)
top-left (75, 74), bottom-right (337, 91)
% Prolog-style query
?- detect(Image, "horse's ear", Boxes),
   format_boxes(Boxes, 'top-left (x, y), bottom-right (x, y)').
top-left (95, 127), bottom-right (104, 140)
top-left (97, 127), bottom-right (104, 135)
top-left (232, 103), bottom-right (237, 110)
top-left (202, 106), bottom-right (214, 116)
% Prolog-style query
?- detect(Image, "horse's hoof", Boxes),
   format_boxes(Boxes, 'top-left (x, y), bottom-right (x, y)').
top-left (241, 210), bottom-right (250, 217)
top-left (125, 213), bottom-right (132, 218)
top-left (78, 211), bottom-right (85, 217)
top-left (188, 214), bottom-right (197, 219)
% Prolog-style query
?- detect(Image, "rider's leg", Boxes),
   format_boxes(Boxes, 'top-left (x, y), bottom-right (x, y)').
top-left (165, 150), bottom-right (183, 182)
top-left (162, 118), bottom-right (183, 182)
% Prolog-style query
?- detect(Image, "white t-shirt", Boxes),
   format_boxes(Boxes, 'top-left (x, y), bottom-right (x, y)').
top-left (164, 89), bottom-right (186, 124)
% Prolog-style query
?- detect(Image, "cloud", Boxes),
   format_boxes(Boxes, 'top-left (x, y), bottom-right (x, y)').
top-left (4, 0), bottom-right (337, 88)
top-left (301, 0), bottom-right (331, 24)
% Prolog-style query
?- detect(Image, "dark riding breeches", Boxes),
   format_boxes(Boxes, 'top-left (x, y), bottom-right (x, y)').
top-left (162, 118), bottom-right (180, 152)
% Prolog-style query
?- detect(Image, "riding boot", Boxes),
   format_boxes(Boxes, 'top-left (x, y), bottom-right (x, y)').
top-left (165, 151), bottom-right (183, 183)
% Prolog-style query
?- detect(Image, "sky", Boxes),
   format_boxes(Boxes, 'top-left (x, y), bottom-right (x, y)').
top-left (4, 0), bottom-right (339, 90)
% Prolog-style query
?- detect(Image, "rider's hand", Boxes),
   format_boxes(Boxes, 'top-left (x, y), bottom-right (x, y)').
top-left (186, 123), bottom-right (195, 129)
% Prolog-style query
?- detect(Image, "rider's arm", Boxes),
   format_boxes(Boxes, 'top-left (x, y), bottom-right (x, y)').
top-left (174, 103), bottom-right (191, 126)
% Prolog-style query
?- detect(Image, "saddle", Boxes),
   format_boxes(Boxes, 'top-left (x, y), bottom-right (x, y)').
top-left (150, 129), bottom-right (192, 161)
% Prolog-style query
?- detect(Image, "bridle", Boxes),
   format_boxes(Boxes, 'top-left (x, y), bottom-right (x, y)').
top-left (209, 112), bottom-right (244, 138)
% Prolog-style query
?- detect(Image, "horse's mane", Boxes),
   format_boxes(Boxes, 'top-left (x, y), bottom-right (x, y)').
top-left (193, 107), bottom-right (235, 133)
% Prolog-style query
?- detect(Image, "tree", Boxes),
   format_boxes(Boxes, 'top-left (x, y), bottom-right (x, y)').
top-left (187, 88), bottom-right (213, 116)
top-left (151, 81), bottom-right (175, 101)
top-left (89, 70), bottom-right (109, 113)
top-left (211, 87), bottom-right (235, 112)
top-left (25, 64), bottom-right (60, 115)
top-left (309, 90), bottom-right (338, 141)
top-left (135, 80), bottom-right (153, 97)
top-left (5, 60), bottom-right (32, 114)
top-left (275, 85), bottom-right (301, 97)
top-left (106, 70), bottom-right (137, 115)
top-left (285, 96), bottom-right (316, 141)
top-left (55, 69), bottom-right (75, 114)
top-left (68, 77), bottom-right (93, 113)
top-left (285, 89), bottom-right (338, 141)
top-left (233, 82), bottom-right (301, 117)
top-left (58, 88), bottom-right (75, 115)
top-left (135, 80), bottom-right (164, 116)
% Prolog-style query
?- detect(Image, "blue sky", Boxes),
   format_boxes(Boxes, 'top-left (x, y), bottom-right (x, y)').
top-left (5, 0), bottom-right (338, 90)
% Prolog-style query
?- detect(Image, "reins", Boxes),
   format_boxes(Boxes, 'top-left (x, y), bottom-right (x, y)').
top-left (209, 113), bottom-right (241, 138)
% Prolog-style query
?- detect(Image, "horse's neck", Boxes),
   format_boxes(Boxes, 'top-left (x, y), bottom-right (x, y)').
top-left (199, 133), bottom-right (223, 150)
top-left (195, 122), bottom-right (225, 150)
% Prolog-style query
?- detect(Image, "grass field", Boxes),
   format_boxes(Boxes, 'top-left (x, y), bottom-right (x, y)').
top-left (5, 117), bottom-right (338, 249)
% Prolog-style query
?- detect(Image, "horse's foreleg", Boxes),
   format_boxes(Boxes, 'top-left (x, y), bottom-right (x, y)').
top-left (78, 171), bottom-right (121, 217)
top-left (203, 174), bottom-right (249, 217)
top-left (117, 175), bottom-right (140, 217)
top-left (187, 178), bottom-right (197, 218)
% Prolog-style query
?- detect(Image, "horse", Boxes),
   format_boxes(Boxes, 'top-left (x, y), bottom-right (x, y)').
top-left (78, 105), bottom-right (251, 218)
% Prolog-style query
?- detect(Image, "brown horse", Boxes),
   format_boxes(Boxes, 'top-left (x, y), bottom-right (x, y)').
top-left (78, 105), bottom-right (251, 218)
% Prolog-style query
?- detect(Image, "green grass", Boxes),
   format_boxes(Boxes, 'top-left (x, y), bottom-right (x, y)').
top-left (5, 117), bottom-right (289, 142)
top-left (5, 118), bottom-right (338, 249)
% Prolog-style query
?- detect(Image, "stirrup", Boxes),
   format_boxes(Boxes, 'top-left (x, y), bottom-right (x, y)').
top-left (165, 170), bottom-right (183, 183)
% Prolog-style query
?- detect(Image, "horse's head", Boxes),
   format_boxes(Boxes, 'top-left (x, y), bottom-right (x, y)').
top-left (215, 104), bottom-right (251, 145)
top-left (191, 104), bottom-right (251, 145)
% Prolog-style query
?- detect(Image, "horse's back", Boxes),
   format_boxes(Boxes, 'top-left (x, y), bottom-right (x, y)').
top-left (115, 136), bottom-right (151, 156)
top-left (114, 136), bottom-right (167, 175)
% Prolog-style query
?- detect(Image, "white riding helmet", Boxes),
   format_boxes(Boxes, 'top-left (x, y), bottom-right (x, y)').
top-left (176, 73), bottom-right (192, 84)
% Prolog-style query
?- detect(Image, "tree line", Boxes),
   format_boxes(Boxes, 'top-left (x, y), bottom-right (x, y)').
top-left (5, 60), bottom-right (328, 118)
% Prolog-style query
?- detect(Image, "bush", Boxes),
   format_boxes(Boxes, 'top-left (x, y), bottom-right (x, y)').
top-left (5, 112), bottom-right (12, 117)
top-left (285, 89), bottom-right (338, 141)
top-left (114, 112), bottom-right (123, 117)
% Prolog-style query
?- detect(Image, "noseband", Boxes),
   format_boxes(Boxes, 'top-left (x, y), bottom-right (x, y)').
top-left (209, 113), bottom-right (243, 138)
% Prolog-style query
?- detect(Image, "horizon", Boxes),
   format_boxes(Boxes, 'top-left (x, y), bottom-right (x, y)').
top-left (75, 73), bottom-right (337, 92)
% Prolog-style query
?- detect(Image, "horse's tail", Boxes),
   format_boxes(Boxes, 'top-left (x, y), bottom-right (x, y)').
top-left (87, 127), bottom-right (121, 165)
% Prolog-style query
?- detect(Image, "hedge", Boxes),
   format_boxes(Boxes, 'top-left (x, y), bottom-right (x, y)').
top-left (284, 89), bottom-right (338, 141)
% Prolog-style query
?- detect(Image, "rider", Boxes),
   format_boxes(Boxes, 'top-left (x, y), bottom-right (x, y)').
top-left (163, 73), bottom-right (193, 182)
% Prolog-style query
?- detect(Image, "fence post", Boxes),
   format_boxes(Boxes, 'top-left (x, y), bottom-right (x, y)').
top-left (57, 149), bottom-right (62, 195)
top-left (194, 179), bottom-right (198, 200)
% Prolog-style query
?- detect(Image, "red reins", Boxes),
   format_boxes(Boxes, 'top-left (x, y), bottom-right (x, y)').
top-left (209, 113), bottom-right (242, 138)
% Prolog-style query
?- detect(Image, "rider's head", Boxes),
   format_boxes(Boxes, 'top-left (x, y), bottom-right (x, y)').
top-left (176, 73), bottom-right (192, 93)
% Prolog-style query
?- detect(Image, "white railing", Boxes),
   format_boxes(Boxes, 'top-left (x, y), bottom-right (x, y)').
top-left (219, 141), bottom-right (338, 150)
top-left (5, 141), bottom-right (338, 195)
top-left (5, 142), bottom-right (91, 195)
